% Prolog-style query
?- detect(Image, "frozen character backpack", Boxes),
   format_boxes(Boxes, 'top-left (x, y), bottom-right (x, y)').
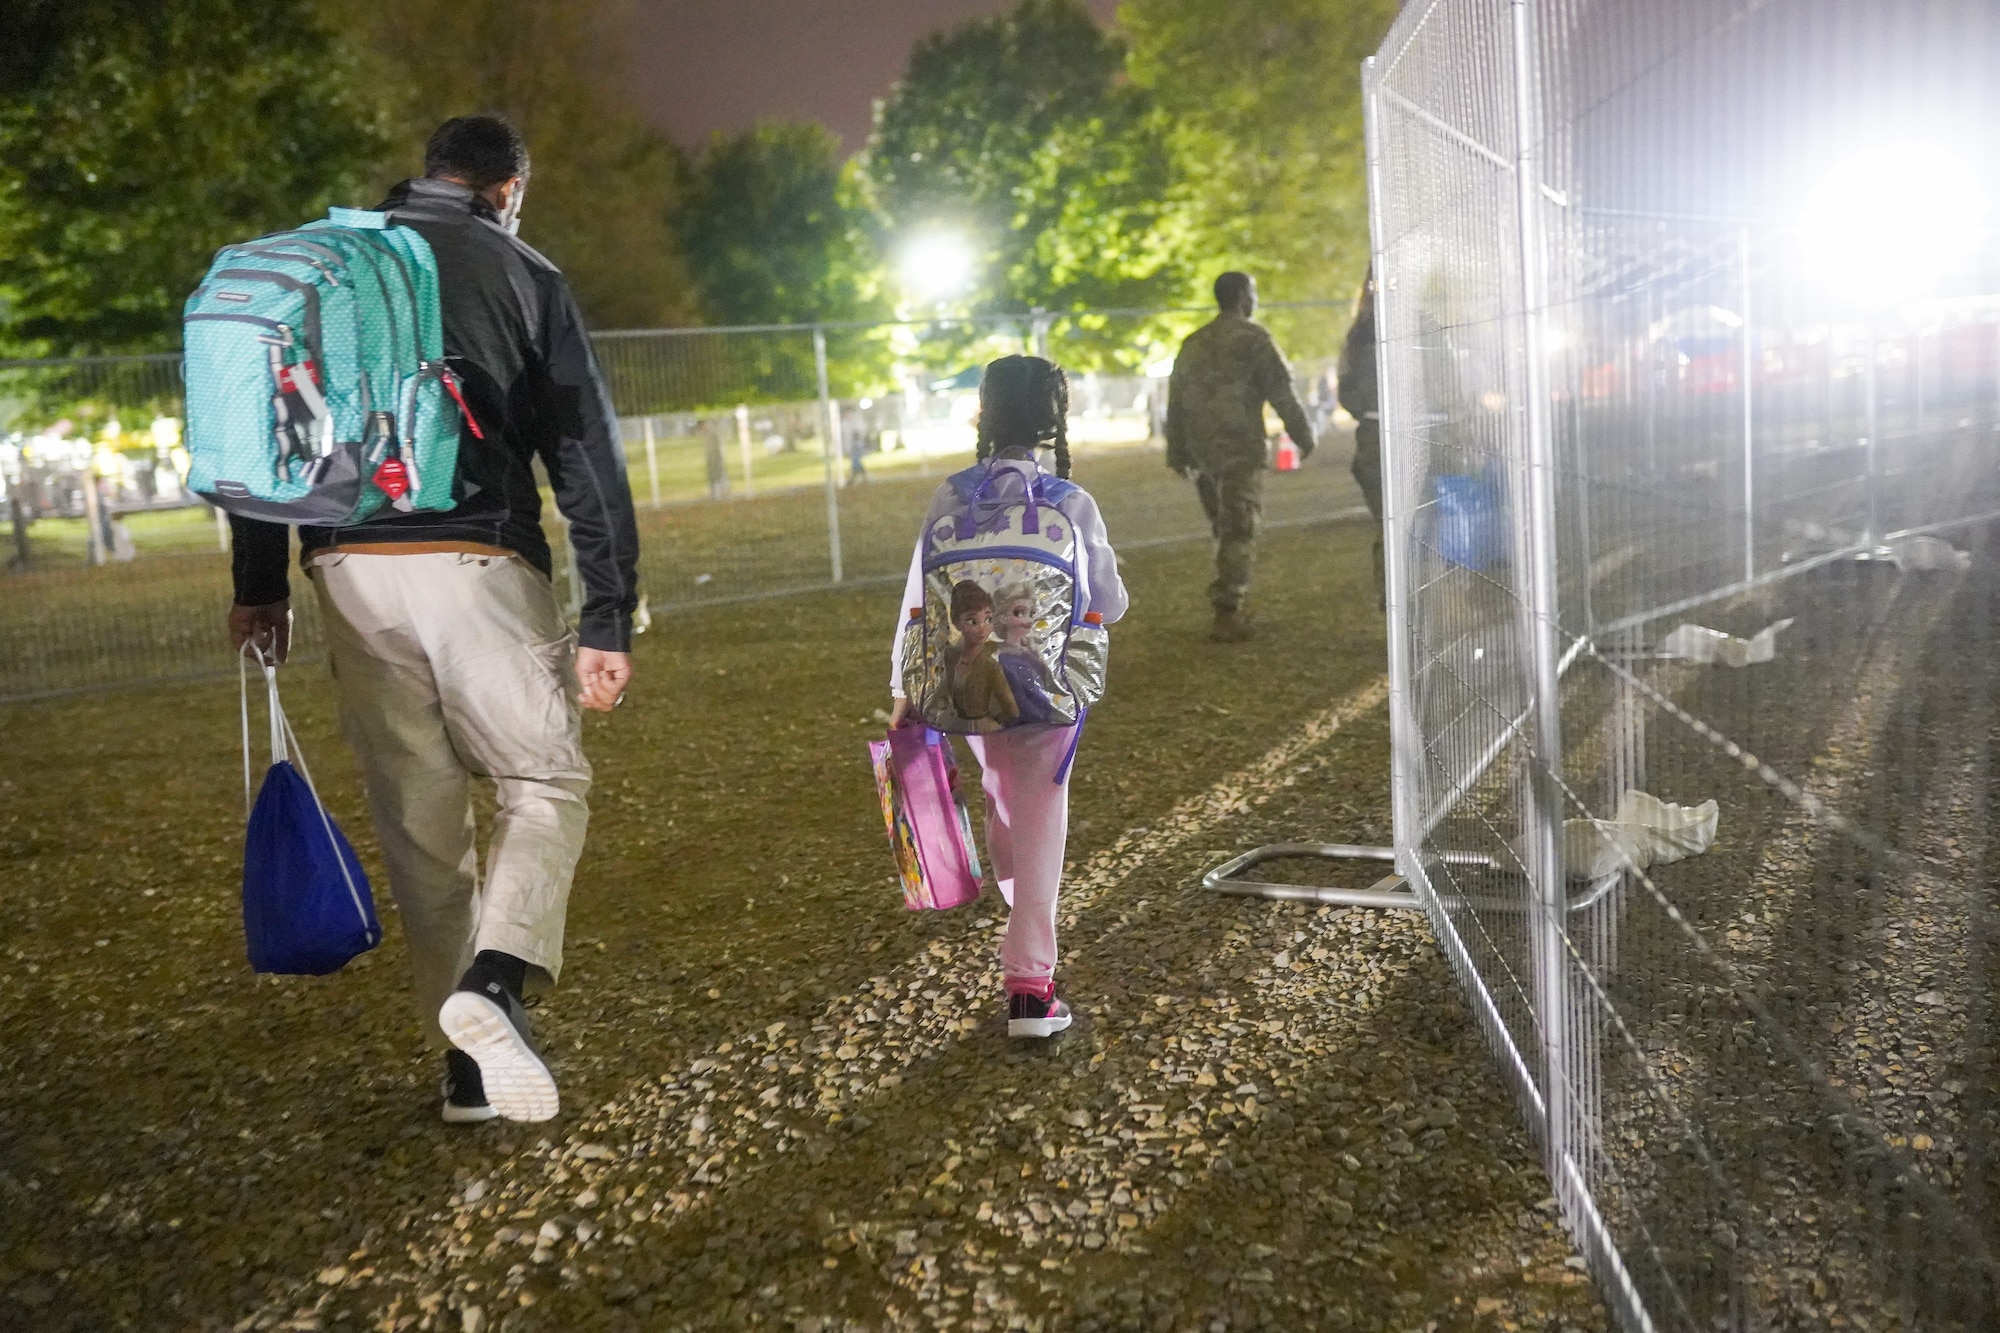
top-left (181, 207), bottom-right (481, 525)
top-left (900, 462), bottom-right (1108, 733)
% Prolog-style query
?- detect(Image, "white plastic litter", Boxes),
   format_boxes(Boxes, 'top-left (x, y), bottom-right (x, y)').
top-left (1658, 618), bottom-right (1793, 667)
top-left (1881, 534), bottom-right (1970, 572)
top-left (1563, 790), bottom-right (1719, 881)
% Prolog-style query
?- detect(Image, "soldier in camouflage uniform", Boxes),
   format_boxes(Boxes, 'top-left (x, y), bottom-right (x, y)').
top-left (1165, 272), bottom-right (1317, 642)
top-left (1336, 272), bottom-right (1383, 606)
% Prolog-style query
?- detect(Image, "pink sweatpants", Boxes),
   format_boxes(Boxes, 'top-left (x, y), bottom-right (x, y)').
top-left (965, 723), bottom-right (1076, 994)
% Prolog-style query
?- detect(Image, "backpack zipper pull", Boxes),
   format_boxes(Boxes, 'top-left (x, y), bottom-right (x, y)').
top-left (437, 364), bottom-right (484, 439)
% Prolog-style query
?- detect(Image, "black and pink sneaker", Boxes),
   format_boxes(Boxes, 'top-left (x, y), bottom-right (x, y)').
top-left (1007, 989), bottom-right (1074, 1039)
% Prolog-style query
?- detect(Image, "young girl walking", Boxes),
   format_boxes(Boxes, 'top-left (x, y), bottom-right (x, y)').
top-left (888, 356), bottom-right (1128, 1037)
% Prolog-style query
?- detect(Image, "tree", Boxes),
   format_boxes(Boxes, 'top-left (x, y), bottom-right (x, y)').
top-left (1120, 0), bottom-right (1400, 305)
top-left (862, 0), bottom-right (1202, 325)
top-left (677, 123), bottom-right (880, 328)
top-left (320, 0), bottom-right (696, 331)
top-left (0, 0), bottom-right (387, 355)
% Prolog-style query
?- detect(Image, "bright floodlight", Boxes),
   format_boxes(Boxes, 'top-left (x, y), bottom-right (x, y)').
top-left (1798, 144), bottom-right (1986, 300)
top-left (899, 231), bottom-right (976, 303)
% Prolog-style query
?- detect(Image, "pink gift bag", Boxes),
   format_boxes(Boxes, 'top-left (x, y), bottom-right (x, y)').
top-left (869, 725), bottom-right (983, 911)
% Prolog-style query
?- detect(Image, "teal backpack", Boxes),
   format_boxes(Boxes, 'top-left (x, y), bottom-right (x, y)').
top-left (182, 207), bottom-right (477, 525)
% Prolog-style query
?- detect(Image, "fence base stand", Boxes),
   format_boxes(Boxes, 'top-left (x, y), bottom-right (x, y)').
top-left (1200, 843), bottom-right (1423, 910)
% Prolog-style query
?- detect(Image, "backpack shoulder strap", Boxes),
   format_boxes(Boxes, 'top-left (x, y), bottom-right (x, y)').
top-left (324, 206), bottom-right (394, 231)
top-left (944, 462), bottom-right (993, 503)
top-left (1039, 476), bottom-right (1080, 506)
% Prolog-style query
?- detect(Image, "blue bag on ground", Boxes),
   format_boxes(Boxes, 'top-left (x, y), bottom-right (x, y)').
top-left (240, 650), bottom-right (380, 975)
top-left (1435, 473), bottom-right (1503, 571)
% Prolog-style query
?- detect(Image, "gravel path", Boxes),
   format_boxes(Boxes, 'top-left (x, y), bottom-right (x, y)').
top-left (0, 501), bottom-right (1606, 1331)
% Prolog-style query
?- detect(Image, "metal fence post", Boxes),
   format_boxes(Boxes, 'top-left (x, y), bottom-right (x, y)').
top-left (643, 416), bottom-right (661, 508)
top-left (1508, 0), bottom-right (1572, 1200)
top-left (735, 403), bottom-right (755, 498)
top-left (814, 326), bottom-right (844, 584)
top-left (1862, 321), bottom-right (1879, 543)
top-left (1364, 57), bottom-right (1423, 881)
top-left (1740, 225), bottom-right (1756, 581)
top-left (1031, 309), bottom-right (1051, 361)
top-left (80, 471), bottom-right (106, 566)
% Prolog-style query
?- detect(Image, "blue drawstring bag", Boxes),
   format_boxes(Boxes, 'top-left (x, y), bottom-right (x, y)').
top-left (239, 649), bottom-right (380, 975)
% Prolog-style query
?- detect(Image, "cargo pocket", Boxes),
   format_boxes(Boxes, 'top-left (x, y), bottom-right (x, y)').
top-left (518, 630), bottom-right (586, 772)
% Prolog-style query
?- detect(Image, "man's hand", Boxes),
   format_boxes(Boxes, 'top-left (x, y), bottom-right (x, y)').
top-left (576, 647), bottom-right (633, 713)
top-left (229, 600), bottom-right (292, 665)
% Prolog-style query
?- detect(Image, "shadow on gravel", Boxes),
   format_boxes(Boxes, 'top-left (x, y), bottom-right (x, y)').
top-left (1, 451), bottom-right (1600, 1331)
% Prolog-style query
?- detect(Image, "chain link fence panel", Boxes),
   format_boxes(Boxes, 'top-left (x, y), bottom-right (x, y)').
top-left (2, 305), bottom-right (1353, 701)
top-left (1369, 0), bottom-right (1999, 1327)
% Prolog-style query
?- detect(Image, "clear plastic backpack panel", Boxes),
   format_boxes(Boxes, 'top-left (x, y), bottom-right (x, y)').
top-left (905, 556), bottom-right (1092, 733)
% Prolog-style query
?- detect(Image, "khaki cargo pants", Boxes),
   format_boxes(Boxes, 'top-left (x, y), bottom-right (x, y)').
top-left (1196, 465), bottom-right (1266, 612)
top-left (310, 551), bottom-right (591, 1047)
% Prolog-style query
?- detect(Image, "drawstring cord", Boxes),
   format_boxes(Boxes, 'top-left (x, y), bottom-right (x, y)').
top-left (237, 643), bottom-right (377, 943)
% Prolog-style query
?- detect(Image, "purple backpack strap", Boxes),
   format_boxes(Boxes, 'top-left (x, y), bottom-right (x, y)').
top-left (949, 462), bottom-right (1051, 539)
top-left (1054, 709), bottom-right (1087, 785)
top-left (951, 462), bottom-right (1001, 540)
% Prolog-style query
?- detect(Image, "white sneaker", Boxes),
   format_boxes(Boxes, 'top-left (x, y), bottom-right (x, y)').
top-left (439, 984), bottom-right (559, 1123)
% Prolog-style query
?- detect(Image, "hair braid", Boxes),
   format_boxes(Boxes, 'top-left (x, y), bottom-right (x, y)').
top-left (1046, 360), bottom-right (1072, 479)
top-left (977, 354), bottom-right (1071, 478)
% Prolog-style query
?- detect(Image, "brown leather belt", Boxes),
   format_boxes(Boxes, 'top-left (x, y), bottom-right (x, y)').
top-left (308, 541), bottom-right (516, 564)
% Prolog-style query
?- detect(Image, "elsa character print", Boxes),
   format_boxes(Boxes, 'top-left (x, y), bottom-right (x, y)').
top-left (993, 583), bottom-right (1056, 724)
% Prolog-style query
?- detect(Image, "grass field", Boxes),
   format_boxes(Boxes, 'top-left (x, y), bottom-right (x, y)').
top-left (0, 432), bottom-right (1607, 1332)
top-left (0, 440), bottom-right (1355, 702)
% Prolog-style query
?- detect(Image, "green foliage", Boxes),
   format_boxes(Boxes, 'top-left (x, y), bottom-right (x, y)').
top-left (1121, 0), bottom-right (1400, 303)
top-left (0, 0), bottom-right (387, 356)
top-left (678, 123), bottom-right (882, 328)
top-left (862, 0), bottom-right (1206, 334)
top-left (319, 0), bottom-right (696, 331)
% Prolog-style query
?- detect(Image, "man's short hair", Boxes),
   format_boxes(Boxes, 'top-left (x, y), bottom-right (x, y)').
top-left (424, 115), bottom-right (530, 190)
top-left (1214, 271), bottom-right (1254, 308)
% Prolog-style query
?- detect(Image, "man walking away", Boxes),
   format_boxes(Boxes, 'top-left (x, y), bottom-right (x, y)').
top-left (226, 115), bottom-right (640, 1124)
top-left (1337, 272), bottom-right (1385, 607)
top-left (1165, 272), bottom-right (1316, 642)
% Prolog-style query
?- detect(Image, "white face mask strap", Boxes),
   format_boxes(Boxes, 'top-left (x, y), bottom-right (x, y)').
top-left (499, 180), bottom-right (525, 236)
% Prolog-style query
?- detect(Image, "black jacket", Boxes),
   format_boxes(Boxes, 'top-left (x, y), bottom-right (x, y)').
top-left (230, 177), bottom-right (641, 651)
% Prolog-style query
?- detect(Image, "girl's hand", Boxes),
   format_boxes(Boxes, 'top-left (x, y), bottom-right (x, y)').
top-left (889, 697), bottom-right (912, 728)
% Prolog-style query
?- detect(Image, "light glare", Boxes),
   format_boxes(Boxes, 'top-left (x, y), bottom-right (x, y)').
top-left (1797, 145), bottom-right (1985, 300)
top-left (899, 231), bottom-right (976, 302)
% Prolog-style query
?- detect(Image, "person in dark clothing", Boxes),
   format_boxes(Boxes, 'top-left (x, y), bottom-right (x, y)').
top-left (226, 115), bottom-right (638, 1125)
top-left (1165, 272), bottom-right (1317, 643)
top-left (1336, 271), bottom-right (1384, 606)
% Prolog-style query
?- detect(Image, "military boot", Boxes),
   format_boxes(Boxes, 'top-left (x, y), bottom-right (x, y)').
top-left (1208, 608), bottom-right (1255, 643)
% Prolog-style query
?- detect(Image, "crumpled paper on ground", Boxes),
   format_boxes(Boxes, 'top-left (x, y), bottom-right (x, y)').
top-left (1563, 790), bottom-right (1719, 881)
top-left (1882, 535), bottom-right (1970, 572)
top-left (1659, 618), bottom-right (1794, 667)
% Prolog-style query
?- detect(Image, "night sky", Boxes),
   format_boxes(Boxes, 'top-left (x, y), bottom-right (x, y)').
top-left (625, 0), bottom-right (1122, 152)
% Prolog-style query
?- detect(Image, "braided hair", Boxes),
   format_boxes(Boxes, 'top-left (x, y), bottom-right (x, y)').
top-left (974, 354), bottom-right (1071, 480)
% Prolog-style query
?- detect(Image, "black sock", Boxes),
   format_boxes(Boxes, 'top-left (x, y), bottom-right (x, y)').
top-left (466, 949), bottom-right (529, 1000)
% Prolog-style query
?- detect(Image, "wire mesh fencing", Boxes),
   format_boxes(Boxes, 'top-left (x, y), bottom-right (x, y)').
top-left (1, 304), bottom-right (1353, 701)
top-left (1368, 0), bottom-right (1999, 1327)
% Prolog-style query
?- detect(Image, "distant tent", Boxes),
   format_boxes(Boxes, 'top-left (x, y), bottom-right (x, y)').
top-left (928, 365), bottom-right (983, 393)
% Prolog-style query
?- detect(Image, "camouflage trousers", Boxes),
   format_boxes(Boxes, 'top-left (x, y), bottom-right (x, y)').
top-left (1195, 465), bottom-right (1266, 612)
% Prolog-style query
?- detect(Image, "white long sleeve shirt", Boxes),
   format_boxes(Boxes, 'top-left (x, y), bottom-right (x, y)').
top-left (888, 456), bottom-right (1128, 697)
